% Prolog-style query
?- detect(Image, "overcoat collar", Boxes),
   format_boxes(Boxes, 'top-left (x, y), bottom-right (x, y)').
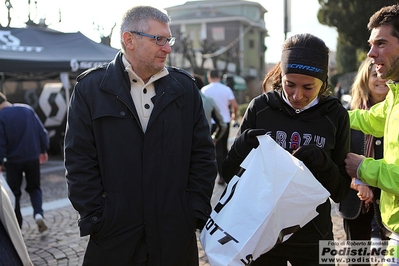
top-left (97, 51), bottom-right (186, 130)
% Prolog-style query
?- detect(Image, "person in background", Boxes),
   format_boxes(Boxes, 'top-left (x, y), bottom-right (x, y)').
top-left (201, 69), bottom-right (238, 185)
top-left (338, 58), bottom-right (389, 265)
top-left (0, 92), bottom-right (49, 233)
top-left (64, 6), bottom-right (216, 265)
top-left (194, 74), bottom-right (227, 143)
top-left (222, 33), bottom-right (350, 265)
top-left (344, 4), bottom-right (399, 263)
top-left (334, 83), bottom-right (344, 102)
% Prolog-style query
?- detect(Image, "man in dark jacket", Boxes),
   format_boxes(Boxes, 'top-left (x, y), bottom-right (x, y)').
top-left (0, 92), bottom-right (49, 233)
top-left (64, 5), bottom-right (217, 266)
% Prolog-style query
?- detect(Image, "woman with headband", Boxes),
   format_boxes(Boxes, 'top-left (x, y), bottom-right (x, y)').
top-left (222, 33), bottom-right (350, 265)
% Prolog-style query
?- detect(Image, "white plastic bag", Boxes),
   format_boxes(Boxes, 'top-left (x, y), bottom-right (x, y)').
top-left (0, 172), bottom-right (15, 209)
top-left (200, 135), bottom-right (330, 266)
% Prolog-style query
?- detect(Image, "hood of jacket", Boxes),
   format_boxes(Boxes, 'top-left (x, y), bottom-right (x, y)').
top-left (265, 90), bottom-right (343, 118)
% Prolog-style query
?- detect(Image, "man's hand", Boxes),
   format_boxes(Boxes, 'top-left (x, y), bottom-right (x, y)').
top-left (39, 153), bottom-right (48, 164)
top-left (356, 184), bottom-right (373, 205)
top-left (233, 128), bottom-right (267, 159)
top-left (345, 153), bottom-right (365, 177)
top-left (244, 129), bottom-right (267, 149)
top-left (351, 177), bottom-right (373, 205)
top-left (292, 145), bottom-right (327, 171)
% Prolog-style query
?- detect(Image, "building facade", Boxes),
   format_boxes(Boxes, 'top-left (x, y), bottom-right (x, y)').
top-left (165, 0), bottom-right (268, 100)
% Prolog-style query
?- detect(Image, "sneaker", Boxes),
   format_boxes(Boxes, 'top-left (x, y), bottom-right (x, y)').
top-left (34, 214), bottom-right (48, 233)
top-left (370, 237), bottom-right (382, 250)
top-left (370, 237), bottom-right (382, 266)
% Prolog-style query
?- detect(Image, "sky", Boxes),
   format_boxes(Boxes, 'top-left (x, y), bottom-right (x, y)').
top-left (1, 0), bottom-right (338, 64)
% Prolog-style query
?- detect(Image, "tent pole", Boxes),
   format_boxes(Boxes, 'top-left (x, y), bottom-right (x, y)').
top-left (60, 72), bottom-right (71, 107)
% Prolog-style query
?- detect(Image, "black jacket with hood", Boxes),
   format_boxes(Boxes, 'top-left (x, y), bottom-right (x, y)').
top-left (223, 90), bottom-right (350, 247)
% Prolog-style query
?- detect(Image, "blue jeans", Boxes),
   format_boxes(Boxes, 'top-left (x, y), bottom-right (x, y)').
top-left (5, 159), bottom-right (43, 228)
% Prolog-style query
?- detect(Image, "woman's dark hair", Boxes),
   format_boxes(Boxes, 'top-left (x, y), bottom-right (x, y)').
top-left (262, 62), bottom-right (282, 93)
top-left (262, 33), bottom-right (330, 96)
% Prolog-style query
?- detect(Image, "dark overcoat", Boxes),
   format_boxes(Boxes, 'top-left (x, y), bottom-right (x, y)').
top-left (64, 52), bottom-right (217, 265)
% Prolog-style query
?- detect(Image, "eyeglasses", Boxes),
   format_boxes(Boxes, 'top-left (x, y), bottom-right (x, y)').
top-left (129, 30), bottom-right (176, 46)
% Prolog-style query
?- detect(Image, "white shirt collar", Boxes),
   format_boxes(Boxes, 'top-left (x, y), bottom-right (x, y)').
top-left (282, 92), bottom-right (319, 113)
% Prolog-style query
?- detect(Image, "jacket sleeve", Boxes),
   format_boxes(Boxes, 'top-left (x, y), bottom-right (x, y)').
top-left (189, 86), bottom-right (218, 229)
top-left (64, 81), bottom-right (104, 236)
top-left (360, 158), bottom-right (399, 196)
top-left (314, 107), bottom-right (351, 203)
top-left (349, 99), bottom-right (386, 137)
top-left (351, 88), bottom-right (399, 196)
top-left (33, 111), bottom-right (49, 153)
top-left (222, 98), bottom-right (257, 183)
top-left (211, 99), bottom-right (227, 142)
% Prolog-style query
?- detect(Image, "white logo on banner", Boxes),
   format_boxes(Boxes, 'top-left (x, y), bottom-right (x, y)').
top-left (70, 58), bottom-right (108, 72)
top-left (39, 83), bottom-right (66, 127)
top-left (0, 30), bottom-right (44, 52)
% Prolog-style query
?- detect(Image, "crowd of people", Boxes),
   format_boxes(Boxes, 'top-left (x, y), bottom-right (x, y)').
top-left (2, 3), bottom-right (399, 266)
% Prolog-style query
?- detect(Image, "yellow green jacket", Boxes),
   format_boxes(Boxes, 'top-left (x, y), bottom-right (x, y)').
top-left (349, 81), bottom-right (399, 233)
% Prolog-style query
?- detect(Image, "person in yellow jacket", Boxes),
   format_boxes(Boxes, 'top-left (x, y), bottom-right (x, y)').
top-left (345, 4), bottom-right (399, 264)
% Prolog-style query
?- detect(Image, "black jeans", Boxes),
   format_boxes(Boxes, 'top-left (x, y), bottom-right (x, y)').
top-left (212, 123), bottom-right (230, 180)
top-left (0, 221), bottom-right (23, 265)
top-left (5, 159), bottom-right (43, 227)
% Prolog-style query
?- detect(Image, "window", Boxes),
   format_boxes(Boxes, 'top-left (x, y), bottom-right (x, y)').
top-left (212, 27), bottom-right (225, 41)
top-left (249, 39), bottom-right (254, 49)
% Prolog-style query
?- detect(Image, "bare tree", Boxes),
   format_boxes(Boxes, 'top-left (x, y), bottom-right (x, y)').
top-left (94, 22), bottom-right (116, 46)
top-left (5, 0), bottom-right (13, 27)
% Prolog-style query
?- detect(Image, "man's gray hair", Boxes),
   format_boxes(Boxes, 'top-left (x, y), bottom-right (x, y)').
top-left (120, 6), bottom-right (171, 51)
